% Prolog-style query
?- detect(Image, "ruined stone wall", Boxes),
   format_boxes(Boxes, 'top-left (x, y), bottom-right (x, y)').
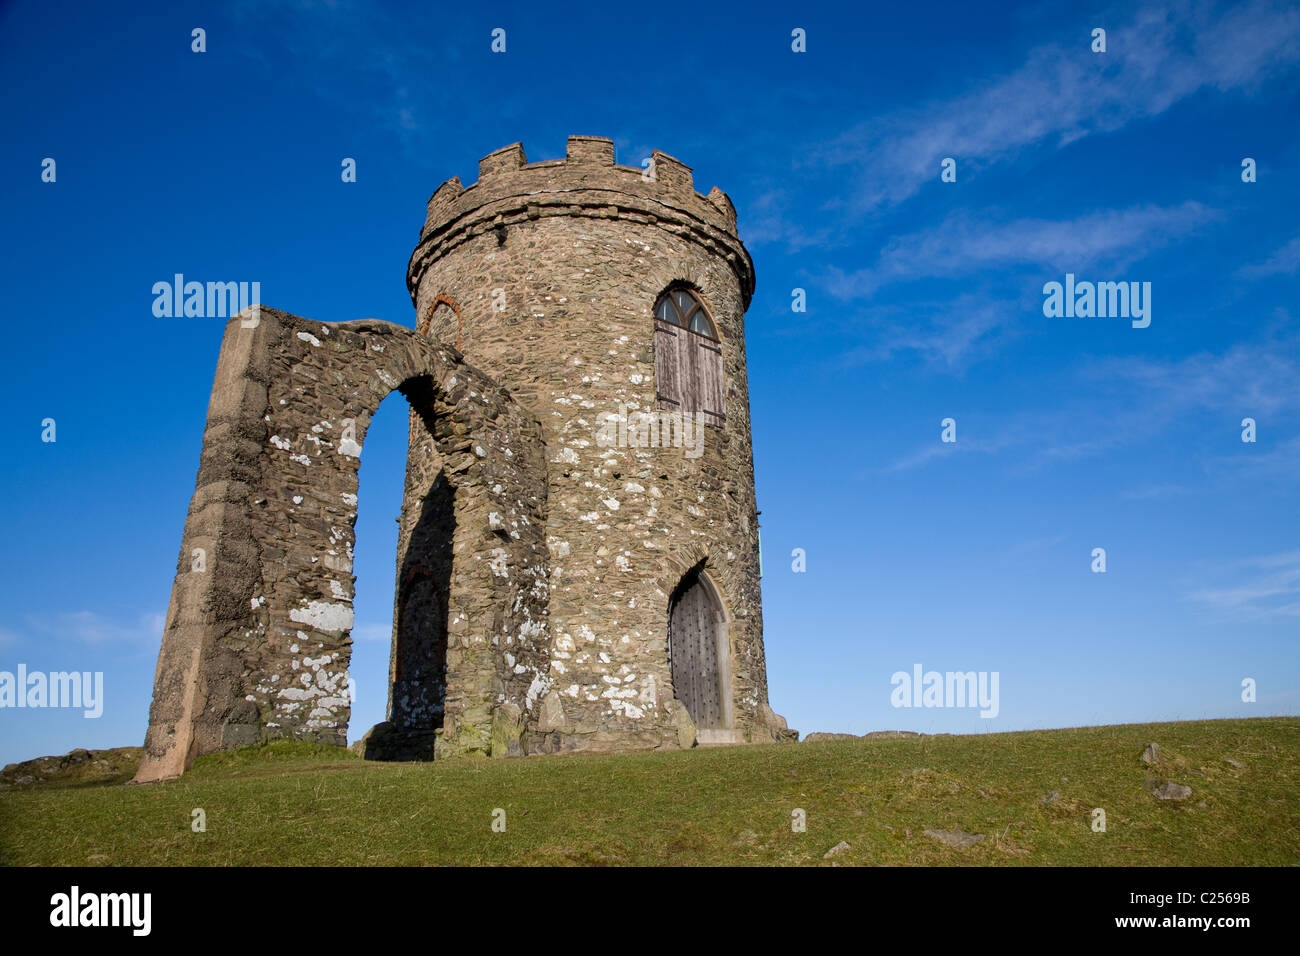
top-left (137, 136), bottom-right (793, 783)
top-left (406, 136), bottom-right (791, 754)
top-left (135, 308), bottom-right (549, 782)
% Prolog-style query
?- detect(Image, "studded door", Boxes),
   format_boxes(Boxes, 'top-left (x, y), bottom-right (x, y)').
top-left (669, 576), bottom-right (722, 729)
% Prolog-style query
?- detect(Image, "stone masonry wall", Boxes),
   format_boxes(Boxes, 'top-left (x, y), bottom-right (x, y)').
top-left (135, 307), bottom-right (549, 782)
top-left (406, 136), bottom-right (792, 754)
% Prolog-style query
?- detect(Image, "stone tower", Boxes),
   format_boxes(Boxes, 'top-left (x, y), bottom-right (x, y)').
top-left (134, 135), bottom-right (792, 783)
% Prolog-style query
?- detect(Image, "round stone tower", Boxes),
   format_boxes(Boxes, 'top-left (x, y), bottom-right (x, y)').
top-left (401, 135), bottom-right (793, 755)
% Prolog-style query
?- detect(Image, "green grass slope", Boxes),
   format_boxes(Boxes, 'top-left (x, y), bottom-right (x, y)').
top-left (1, 717), bottom-right (1295, 866)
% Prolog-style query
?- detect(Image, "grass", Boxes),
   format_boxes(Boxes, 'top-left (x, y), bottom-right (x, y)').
top-left (1, 717), bottom-right (1295, 866)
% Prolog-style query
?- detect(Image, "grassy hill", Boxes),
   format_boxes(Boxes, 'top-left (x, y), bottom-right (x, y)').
top-left (1, 717), bottom-right (1295, 866)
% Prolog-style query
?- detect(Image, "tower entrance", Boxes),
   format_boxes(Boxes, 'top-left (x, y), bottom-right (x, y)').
top-left (668, 568), bottom-right (728, 731)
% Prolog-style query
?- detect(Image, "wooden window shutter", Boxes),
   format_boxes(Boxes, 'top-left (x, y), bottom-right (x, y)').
top-left (654, 318), bottom-right (682, 409)
top-left (692, 334), bottom-right (726, 422)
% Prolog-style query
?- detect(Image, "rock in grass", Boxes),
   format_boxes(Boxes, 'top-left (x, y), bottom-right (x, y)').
top-left (1141, 742), bottom-right (1160, 765)
top-left (1143, 777), bottom-right (1192, 801)
top-left (823, 841), bottom-right (851, 858)
top-left (1224, 758), bottom-right (1245, 769)
top-left (1040, 790), bottom-right (1061, 805)
top-left (923, 829), bottom-right (985, 848)
top-left (0, 747), bottom-right (142, 789)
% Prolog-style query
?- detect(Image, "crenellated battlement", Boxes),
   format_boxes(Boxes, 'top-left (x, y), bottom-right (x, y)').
top-left (408, 136), bottom-right (754, 306)
top-left (431, 136), bottom-right (730, 224)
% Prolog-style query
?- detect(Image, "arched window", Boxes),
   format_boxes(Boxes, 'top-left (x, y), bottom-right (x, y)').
top-left (653, 287), bottom-right (725, 424)
top-left (655, 288), bottom-right (717, 339)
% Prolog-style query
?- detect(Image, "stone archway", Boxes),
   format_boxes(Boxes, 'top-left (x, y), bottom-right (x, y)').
top-left (134, 306), bottom-right (551, 782)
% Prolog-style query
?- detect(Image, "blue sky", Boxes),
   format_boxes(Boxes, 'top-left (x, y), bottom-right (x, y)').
top-left (1, 0), bottom-right (1297, 766)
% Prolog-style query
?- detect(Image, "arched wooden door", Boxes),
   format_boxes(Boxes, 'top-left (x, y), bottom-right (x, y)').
top-left (668, 571), bottom-right (724, 729)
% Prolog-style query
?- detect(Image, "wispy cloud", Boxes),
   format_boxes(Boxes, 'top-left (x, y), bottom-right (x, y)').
top-left (883, 428), bottom-right (1022, 473)
top-left (880, 331), bottom-right (1300, 473)
top-left (1001, 534), bottom-right (1068, 558)
top-left (353, 622), bottom-right (390, 642)
top-left (1237, 233), bottom-right (1300, 278)
top-left (822, 200), bottom-right (1218, 373)
top-left (1189, 549), bottom-right (1300, 618)
top-left (1081, 333), bottom-right (1300, 417)
top-left (807, 0), bottom-right (1300, 213)
top-left (1206, 434), bottom-right (1300, 481)
top-left (743, 186), bottom-right (840, 252)
top-left (1023, 333), bottom-right (1300, 468)
top-left (229, 0), bottom-right (444, 152)
top-left (835, 293), bottom-right (1020, 370)
top-left (1120, 482), bottom-right (1194, 501)
top-left (23, 611), bottom-right (165, 645)
top-left (826, 202), bottom-right (1217, 301)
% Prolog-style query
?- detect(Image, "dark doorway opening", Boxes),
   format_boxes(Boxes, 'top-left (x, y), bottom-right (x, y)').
top-left (358, 379), bottom-right (455, 761)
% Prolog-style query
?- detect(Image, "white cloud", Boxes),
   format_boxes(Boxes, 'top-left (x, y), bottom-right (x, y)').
top-left (24, 611), bottom-right (165, 645)
top-left (1119, 483), bottom-right (1194, 501)
top-left (883, 430), bottom-right (1021, 474)
top-left (827, 201), bottom-right (1218, 300)
top-left (229, 0), bottom-right (443, 152)
top-left (835, 293), bottom-right (1018, 370)
top-left (876, 332), bottom-right (1300, 473)
top-left (1206, 435), bottom-right (1300, 482)
top-left (1189, 550), bottom-right (1300, 618)
top-left (352, 622), bottom-right (391, 642)
top-left (808, 0), bottom-right (1300, 213)
top-left (1020, 334), bottom-right (1300, 468)
top-left (1237, 234), bottom-right (1300, 278)
top-left (1081, 334), bottom-right (1300, 417)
